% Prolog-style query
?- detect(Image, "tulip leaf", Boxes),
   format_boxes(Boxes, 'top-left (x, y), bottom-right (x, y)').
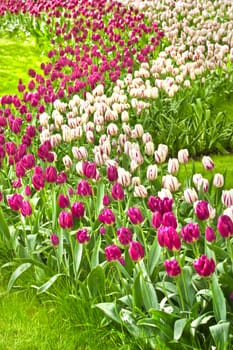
top-left (37, 273), bottom-right (63, 294)
top-left (87, 266), bottom-right (105, 297)
top-left (148, 238), bottom-right (162, 277)
top-left (211, 274), bottom-right (226, 322)
top-left (90, 235), bottom-right (101, 269)
top-left (7, 262), bottom-right (31, 291)
top-left (209, 322), bottom-right (230, 350)
top-left (0, 207), bottom-right (11, 246)
top-left (174, 318), bottom-right (188, 341)
top-left (73, 242), bottom-right (83, 279)
top-left (95, 302), bottom-right (121, 324)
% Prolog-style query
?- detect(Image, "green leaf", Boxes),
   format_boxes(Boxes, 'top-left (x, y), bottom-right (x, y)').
top-left (209, 322), bottom-right (230, 350)
top-left (73, 243), bottom-right (83, 279)
top-left (174, 318), bottom-right (188, 341)
top-left (0, 207), bottom-right (11, 246)
top-left (95, 302), bottom-right (121, 324)
top-left (87, 266), bottom-right (105, 297)
top-left (37, 274), bottom-right (63, 294)
top-left (95, 180), bottom-right (105, 216)
top-left (148, 238), bottom-right (162, 277)
top-left (140, 274), bottom-right (158, 310)
top-left (90, 235), bottom-right (101, 269)
top-left (120, 309), bottom-right (143, 338)
top-left (211, 274), bottom-right (226, 322)
top-left (7, 262), bottom-right (31, 291)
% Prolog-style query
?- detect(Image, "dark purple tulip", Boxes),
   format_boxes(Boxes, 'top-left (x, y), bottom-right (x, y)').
top-left (117, 227), bottom-right (132, 245)
top-left (127, 207), bottom-right (144, 225)
top-left (58, 211), bottom-right (73, 229)
top-left (193, 255), bottom-right (215, 277)
top-left (181, 222), bottom-right (200, 243)
top-left (164, 259), bottom-right (181, 277)
top-left (217, 215), bottom-right (233, 238)
top-left (71, 202), bottom-right (85, 218)
top-left (76, 228), bottom-right (90, 244)
top-left (194, 200), bottom-right (210, 220)
top-left (129, 241), bottom-right (144, 261)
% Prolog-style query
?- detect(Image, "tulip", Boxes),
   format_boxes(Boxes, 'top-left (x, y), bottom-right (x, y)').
top-left (193, 255), bottom-right (215, 277)
top-left (76, 180), bottom-right (92, 196)
top-left (181, 222), bottom-right (200, 243)
top-left (98, 208), bottom-right (115, 225)
top-left (58, 194), bottom-right (70, 208)
top-left (111, 183), bottom-right (124, 200)
top-left (117, 227), bottom-right (133, 245)
top-left (202, 156), bottom-right (214, 170)
top-left (164, 259), bottom-right (181, 277)
top-left (20, 200), bottom-right (32, 217)
top-left (50, 234), bottom-right (59, 246)
top-left (205, 226), bottom-right (216, 242)
top-left (45, 166), bottom-right (58, 183)
top-left (76, 228), bottom-right (90, 244)
top-left (213, 173), bottom-right (224, 188)
top-left (183, 188), bottom-right (198, 204)
top-left (162, 211), bottom-right (177, 229)
top-left (127, 207), bottom-right (144, 225)
top-left (167, 158), bottom-right (179, 174)
top-left (71, 202), bottom-right (85, 218)
top-left (107, 165), bottom-right (118, 182)
top-left (151, 211), bottom-right (162, 229)
top-left (7, 193), bottom-right (23, 211)
top-left (194, 200), bottom-right (210, 220)
top-left (128, 241), bottom-right (144, 261)
top-left (146, 164), bottom-right (158, 180)
top-left (221, 190), bottom-right (233, 207)
top-left (217, 215), bottom-right (233, 238)
top-left (162, 175), bottom-right (180, 192)
top-left (157, 225), bottom-right (181, 251)
top-left (102, 194), bottom-right (111, 206)
top-left (105, 244), bottom-right (122, 261)
top-left (32, 174), bottom-right (45, 191)
top-left (178, 149), bottom-right (189, 164)
top-left (82, 161), bottom-right (97, 179)
top-left (58, 211), bottom-right (73, 229)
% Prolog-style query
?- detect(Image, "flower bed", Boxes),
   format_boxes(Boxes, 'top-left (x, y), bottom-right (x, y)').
top-left (0, 1), bottom-right (233, 349)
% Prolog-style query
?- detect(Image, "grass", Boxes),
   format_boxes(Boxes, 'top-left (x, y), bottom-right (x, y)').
top-left (0, 276), bottom-right (143, 350)
top-left (0, 35), bottom-right (47, 96)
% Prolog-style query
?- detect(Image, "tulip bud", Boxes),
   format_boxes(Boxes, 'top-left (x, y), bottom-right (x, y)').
top-left (50, 234), bottom-right (59, 246)
top-left (128, 241), bottom-right (144, 261)
top-left (76, 228), bottom-right (90, 244)
top-left (105, 244), bottom-right (122, 261)
top-left (117, 227), bottom-right (132, 245)
top-left (193, 255), bottom-right (215, 277)
top-left (194, 200), bottom-right (210, 220)
top-left (221, 190), bottom-right (233, 207)
top-left (213, 173), bottom-right (224, 188)
top-left (205, 226), bottom-right (216, 242)
top-left (167, 158), bottom-right (179, 174)
top-left (178, 149), bottom-right (189, 164)
top-left (184, 188), bottom-right (198, 204)
top-left (127, 207), bottom-right (144, 225)
top-left (145, 141), bottom-right (154, 156)
top-left (162, 175), bottom-right (180, 192)
top-left (217, 215), bottom-right (233, 238)
top-left (58, 211), bottom-right (73, 229)
top-left (134, 185), bottom-right (147, 198)
top-left (164, 259), bottom-right (181, 277)
top-left (202, 156), bottom-right (214, 171)
top-left (146, 164), bottom-right (158, 180)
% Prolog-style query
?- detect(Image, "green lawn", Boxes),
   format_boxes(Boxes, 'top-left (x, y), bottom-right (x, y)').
top-left (0, 35), bottom-right (47, 96)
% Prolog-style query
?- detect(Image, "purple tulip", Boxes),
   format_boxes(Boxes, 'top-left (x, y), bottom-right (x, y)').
top-left (127, 207), bottom-right (144, 225)
top-left (76, 228), bottom-right (90, 244)
top-left (217, 215), bottom-right (233, 238)
top-left (105, 244), bottom-right (122, 261)
top-left (58, 211), bottom-right (73, 229)
top-left (157, 225), bottom-right (181, 251)
top-left (164, 259), bottom-right (181, 277)
top-left (20, 200), bottom-right (32, 217)
top-left (50, 234), bottom-right (59, 246)
top-left (58, 194), bottom-right (70, 208)
top-left (128, 241), bottom-right (144, 261)
top-left (71, 201), bottom-right (85, 218)
top-left (193, 255), bottom-right (215, 277)
top-left (194, 200), bottom-right (210, 220)
top-left (116, 227), bottom-right (132, 245)
top-left (181, 222), bottom-right (200, 243)
top-left (98, 208), bottom-right (115, 225)
top-left (111, 183), bottom-right (124, 200)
